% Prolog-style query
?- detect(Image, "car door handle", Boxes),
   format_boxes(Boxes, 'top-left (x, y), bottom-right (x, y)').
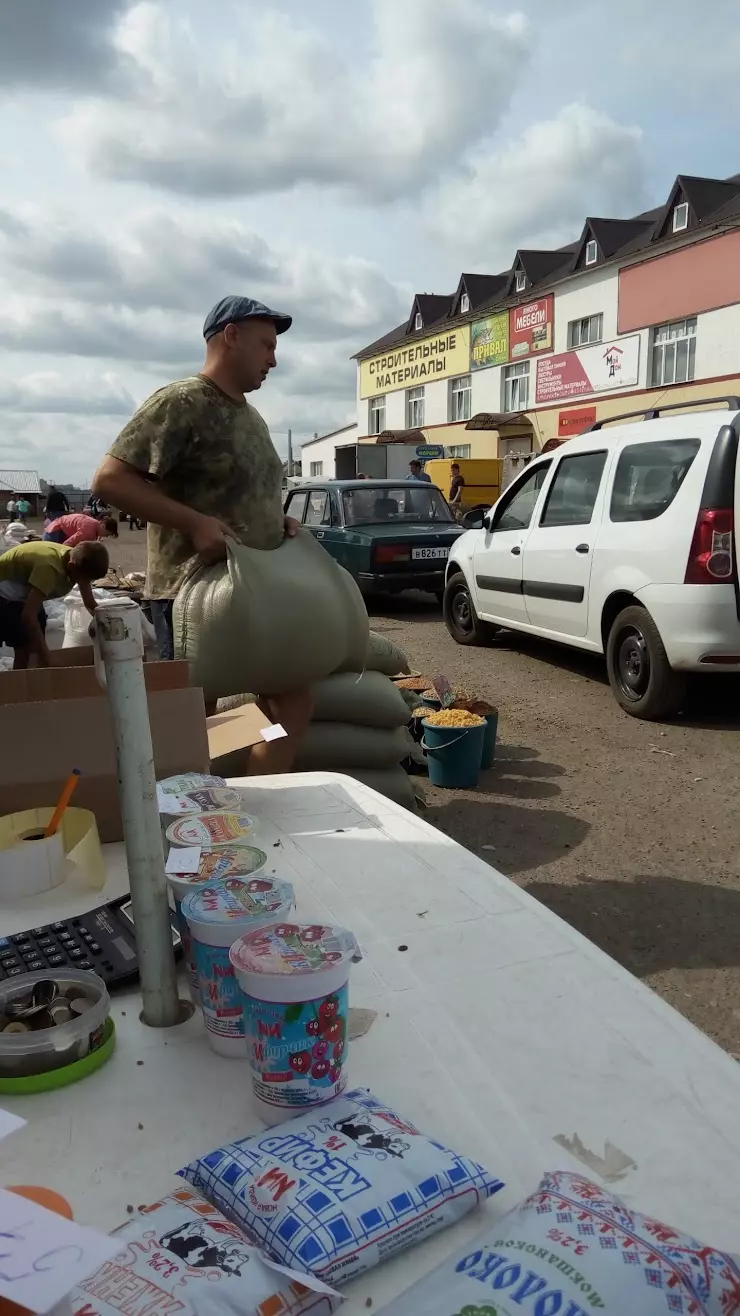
top-left (575, 543), bottom-right (589, 554)
top-left (510, 545), bottom-right (521, 556)
top-left (316, 531), bottom-right (325, 539)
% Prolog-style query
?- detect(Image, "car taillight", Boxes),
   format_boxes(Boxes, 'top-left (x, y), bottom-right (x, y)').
top-left (685, 508), bottom-right (736, 584)
top-left (375, 544), bottom-right (411, 565)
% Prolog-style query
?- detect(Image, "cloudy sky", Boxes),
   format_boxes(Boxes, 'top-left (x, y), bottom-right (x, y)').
top-left (0, 0), bottom-right (737, 483)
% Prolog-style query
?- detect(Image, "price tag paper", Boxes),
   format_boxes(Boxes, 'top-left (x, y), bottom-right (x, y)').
top-left (0, 1188), bottom-right (120, 1313)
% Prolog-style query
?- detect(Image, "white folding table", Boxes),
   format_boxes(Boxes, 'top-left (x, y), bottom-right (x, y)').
top-left (2, 772), bottom-right (739, 1311)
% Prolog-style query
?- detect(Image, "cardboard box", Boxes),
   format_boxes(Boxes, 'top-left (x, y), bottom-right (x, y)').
top-left (0, 656), bottom-right (280, 843)
top-left (0, 657), bottom-right (209, 843)
top-left (206, 703), bottom-right (281, 778)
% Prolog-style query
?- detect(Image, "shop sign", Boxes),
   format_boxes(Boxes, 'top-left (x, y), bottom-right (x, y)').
top-left (360, 325), bottom-right (471, 399)
top-left (470, 312), bottom-right (509, 371)
top-left (510, 295), bottom-right (554, 359)
top-left (416, 444), bottom-right (444, 459)
top-left (536, 335), bottom-right (641, 404)
top-left (557, 406), bottom-right (597, 437)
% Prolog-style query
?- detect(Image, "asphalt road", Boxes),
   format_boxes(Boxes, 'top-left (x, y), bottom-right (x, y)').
top-left (113, 529), bottom-right (740, 1055)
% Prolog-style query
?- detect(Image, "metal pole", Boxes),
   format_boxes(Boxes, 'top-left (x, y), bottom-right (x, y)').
top-left (287, 428), bottom-right (293, 477)
top-left (95, 598), bottom-right (181, 1027)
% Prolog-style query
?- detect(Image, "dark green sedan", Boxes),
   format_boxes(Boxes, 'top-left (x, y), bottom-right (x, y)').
top-left (284, 479), bottom-right (464, 598)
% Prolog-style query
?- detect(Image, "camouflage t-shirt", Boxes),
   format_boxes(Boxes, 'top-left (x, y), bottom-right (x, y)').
top-left (109, 375), bottom-right (285, 598)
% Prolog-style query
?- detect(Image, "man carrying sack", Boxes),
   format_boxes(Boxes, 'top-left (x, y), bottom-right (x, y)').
top-left (92, 295), bottom-right (313, 774)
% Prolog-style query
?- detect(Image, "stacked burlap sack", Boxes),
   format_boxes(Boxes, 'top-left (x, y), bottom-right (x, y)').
top-left (213, 632), bottom-right (422, 809)
top-left (293, 632), bottom-right (417, 809)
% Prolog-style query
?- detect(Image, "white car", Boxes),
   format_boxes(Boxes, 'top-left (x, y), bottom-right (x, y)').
top-left (443, 399), bottom-right (740, 718)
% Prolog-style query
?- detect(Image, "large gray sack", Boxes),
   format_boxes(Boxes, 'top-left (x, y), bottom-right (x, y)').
top-left (294, 722), bottom-right (411, 771)
top-left (174, 534), bottom-right (369, 701)
top-left (365, 630), bottom-right (411, 676)
top-left (345, 766), bottom-right (418, 811)
top-left (312, 671), bottom-right (412, 728)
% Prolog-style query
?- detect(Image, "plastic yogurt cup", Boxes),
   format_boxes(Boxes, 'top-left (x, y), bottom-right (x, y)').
top-left (181, 877), bottom-right (293, 1058)
top-left (166, 846), bottom-right (268, 1003)
top-left (166, 811), bottom-right (259, 851)
top-left (230, 922), bottom-right (361, 1123)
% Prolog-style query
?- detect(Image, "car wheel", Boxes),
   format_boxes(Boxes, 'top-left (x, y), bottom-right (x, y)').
top-left (606, 605), bottom-right (687, 719)
top-left (443, 573), bottom-right (495, 646)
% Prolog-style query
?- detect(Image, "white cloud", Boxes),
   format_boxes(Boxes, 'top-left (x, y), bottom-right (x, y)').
top-left (60, 0), bottom-right (532, 202)
top-left (0, 370), bottom-right (135, 415)
top-left (0, 206), bottom-right (409, 345)
top-left (428, 103), bottom-right (646, 269)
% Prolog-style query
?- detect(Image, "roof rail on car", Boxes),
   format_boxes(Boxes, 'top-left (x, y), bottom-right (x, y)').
top-left (587, 397), bottom-right (740, 431)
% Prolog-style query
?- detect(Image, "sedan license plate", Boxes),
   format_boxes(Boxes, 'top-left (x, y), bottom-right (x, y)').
top-left (411, 546), bottom-right (448, 560)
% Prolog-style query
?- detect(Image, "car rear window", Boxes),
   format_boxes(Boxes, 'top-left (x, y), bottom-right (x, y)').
top-left (609, 438), bottom-right (701, 522)
top-left (342, 486), bottom-right (453, 525)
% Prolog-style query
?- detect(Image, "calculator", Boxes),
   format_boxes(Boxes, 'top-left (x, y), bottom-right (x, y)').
top-left (0, 895), bottom-right (182, 990)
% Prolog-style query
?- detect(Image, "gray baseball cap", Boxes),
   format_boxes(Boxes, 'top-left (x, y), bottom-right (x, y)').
top-left (203, 295), bottom-right (292, 340)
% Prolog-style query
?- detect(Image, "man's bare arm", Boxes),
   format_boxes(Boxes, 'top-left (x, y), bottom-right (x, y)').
top-left (21, 588), bottom-right (52, 666)
top-left (92, 456), bottom-right (239, 562)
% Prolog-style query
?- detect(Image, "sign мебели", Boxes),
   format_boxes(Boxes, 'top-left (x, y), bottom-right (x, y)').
top-left (510, 296), bottom-right (554, 359)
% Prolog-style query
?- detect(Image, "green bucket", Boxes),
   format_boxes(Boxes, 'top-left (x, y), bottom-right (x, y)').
top-left (480, 709), bottom-right (499, 770)
top-left (421, 718), bottom-right (485, 789)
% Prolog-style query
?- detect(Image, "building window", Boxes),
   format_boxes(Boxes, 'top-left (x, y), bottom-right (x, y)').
top-left (406, 385), bottom-right (425, 427)
top-left (309, 461), bottom-right (323, 477)
top-left (567, 313), bottom-right (603, 349)
top-left (650, 317), bottom-right (697, 387)
top-left (672, 201), bottom-right (689, 233)
top-left (515, 270), bottom-right (526, 293)
top-left (585, 239), bottom-right (599, 266)
top-left (368, 395), bottom-right (386, 435)
top-left (449, 374), bottom-right (472, 422)
top-left (460, 292), bottom-right (470, 314)
top-left (503, 361), bottom-right (530, 412)
top-left (414, 311), bottom-right (423, 331)
top-left (449, 444), bottom-right (471, 459)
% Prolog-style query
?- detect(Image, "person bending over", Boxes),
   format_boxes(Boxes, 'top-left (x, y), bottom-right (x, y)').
top-left (0, 540), bottom-right (109, 669)
top-left (44, 513), bottom-right (118, 546)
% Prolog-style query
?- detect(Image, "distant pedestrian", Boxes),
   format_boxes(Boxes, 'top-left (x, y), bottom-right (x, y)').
top-left (448, 462), bottom-right (466, 519)
top-left (5, 498), bottom-right (16, 520)
top-left (15, 498), bottom-right (31, 523)
top-left (43, 514), bottom-right (118, 547)
top-left (406, 460), bottom-right (431, 483)
top-left (43, 487), bottom-right (70, 525)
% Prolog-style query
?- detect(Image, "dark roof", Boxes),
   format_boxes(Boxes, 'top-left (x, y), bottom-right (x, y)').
top-left (517, 249), bottom-right (573, 285)
top-left (410, 293), bottom-right (454, 329)
top-left (377, 428), bottom-right (427, 444)
top-left (586, 217), bottom-right (657, 259)
top-left (458, 272), bottom-right (509, 311)
top-left (354, 168), bottom-right (740, 361)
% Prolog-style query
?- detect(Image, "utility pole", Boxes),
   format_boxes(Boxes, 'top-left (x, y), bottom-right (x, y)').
top-left (287, 428), bottom-right (293, 476)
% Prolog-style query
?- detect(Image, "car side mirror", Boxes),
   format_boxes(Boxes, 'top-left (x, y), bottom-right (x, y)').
top-left (461, 509), bottom-right (484, 530)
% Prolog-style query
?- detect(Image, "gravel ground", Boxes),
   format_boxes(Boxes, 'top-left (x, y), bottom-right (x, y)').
top-left (111, 529), bottom-right (740, 1055)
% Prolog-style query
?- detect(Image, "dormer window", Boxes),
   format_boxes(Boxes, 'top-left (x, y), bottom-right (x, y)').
top-left (414, 312), bottom-right (423, 331)
top-left (460, 292), bottom-right (470, 315)
top-left (585, 239), bottom-right (598, 266)
top-left (672, 201), bottom-right (689, 233)
top-left (515, 270), bottom-right (526, 293)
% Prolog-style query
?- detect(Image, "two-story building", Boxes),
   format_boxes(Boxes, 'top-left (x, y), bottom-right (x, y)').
top-left (353, 172), bottom-right (740, 470)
